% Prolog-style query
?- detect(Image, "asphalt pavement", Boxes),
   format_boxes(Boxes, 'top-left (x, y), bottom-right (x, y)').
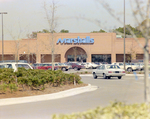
top-left (0, 75), bottom-right (148, 119)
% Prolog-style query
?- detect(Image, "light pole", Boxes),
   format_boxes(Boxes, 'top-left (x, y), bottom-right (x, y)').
top-left (123, 0), bottom-right (126, 70)
top-left (0, 12), bottom-right (7, 61)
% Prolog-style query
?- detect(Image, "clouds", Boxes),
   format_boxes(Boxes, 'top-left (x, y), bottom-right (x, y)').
top-left (0, 0), bottom-right (140, 40)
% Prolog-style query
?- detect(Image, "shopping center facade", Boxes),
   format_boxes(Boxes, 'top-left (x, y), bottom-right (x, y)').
top-left (0, 33), bottom-right (148, 63)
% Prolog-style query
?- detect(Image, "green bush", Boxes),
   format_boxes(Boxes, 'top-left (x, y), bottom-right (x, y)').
top-left (0, 83), bottom-right (8, 93)
top-left (0, 68), bottom-right (83, 93)
top-left (8, 83), bottom-right (18, 93)
top-left (52, 102), bottom-right (150, 119)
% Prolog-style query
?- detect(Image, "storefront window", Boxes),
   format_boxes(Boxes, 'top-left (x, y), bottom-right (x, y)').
top-left (67, 55), bottom-right (87, 62)
top-left (68, 55), bottom-right (74, 62)
top-left (92, 54), bottom-right (111, 64)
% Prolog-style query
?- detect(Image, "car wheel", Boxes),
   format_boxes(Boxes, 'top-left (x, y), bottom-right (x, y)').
top-left (62, 67), bottom-right (66, 71)
top-left (118, 76), bottom-right (122, 79)
top-left (108, 76), bottom-right (111, 79)
top-left (127, 68), bottom-right (132, 72)
top-left (103, 74), bottom-right (107, 79)
top-left (93, 73), bottom-right (97, 79)
top-left (74, 67), bottom-right (78, 71)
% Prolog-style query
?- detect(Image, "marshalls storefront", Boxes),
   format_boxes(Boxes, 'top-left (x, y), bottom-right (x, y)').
top-left (0, 33), bottom-right (148, 63)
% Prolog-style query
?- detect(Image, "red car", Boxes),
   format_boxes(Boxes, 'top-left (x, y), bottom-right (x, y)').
top-left (71, 63), bottom-right (85, 70)
top-left (32, 63), bottom-right (58, 70)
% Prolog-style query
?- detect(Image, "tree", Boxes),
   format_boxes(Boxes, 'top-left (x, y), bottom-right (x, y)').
top-left (6, 25), bottom-right (28, 72)
top-left (136, 19), bottom-right (150, 36)
top-left (44, 0), bottom-right (58, 70)
top-left (27, 29), bottom-right (50, 39)
top-left (91, 29), bottom-right (106, 33)
top-left (95, 0), bottom-right (150, 103)
top-left (60, 29), bottom-right (69, 33)
top-left (113, 24), bottom-right (143, 38)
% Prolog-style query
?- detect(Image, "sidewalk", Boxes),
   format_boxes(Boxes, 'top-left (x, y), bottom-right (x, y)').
top-left (0, 84), bottom-right (98, 106)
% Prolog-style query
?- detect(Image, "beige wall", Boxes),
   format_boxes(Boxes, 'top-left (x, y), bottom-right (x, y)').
top-left (0, 33), bottom-right (149, 63)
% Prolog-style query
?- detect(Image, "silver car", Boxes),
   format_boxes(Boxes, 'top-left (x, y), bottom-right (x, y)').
top-left (92, 64), bottom-right (125, 79)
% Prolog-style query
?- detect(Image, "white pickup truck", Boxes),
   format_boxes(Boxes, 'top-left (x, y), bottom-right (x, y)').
top-left (112, 62), bottom-right (138, 72)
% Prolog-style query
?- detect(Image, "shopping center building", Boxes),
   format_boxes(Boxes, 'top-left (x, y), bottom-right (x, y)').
top-left (0, 33), bottom-right (148, 64)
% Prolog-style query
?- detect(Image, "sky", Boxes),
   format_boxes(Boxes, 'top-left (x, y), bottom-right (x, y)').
top-left (0, 0), bottom-right (146, 40)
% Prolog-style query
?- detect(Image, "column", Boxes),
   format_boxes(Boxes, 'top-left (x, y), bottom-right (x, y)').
top-left (87, 53), bottom-right (91, 62)
top-left (36, 53), bottom-right (41, 63)
top-left (61, 53), bottom-right (66, 63)
top-left (111, 53), bottom-right (116, 63)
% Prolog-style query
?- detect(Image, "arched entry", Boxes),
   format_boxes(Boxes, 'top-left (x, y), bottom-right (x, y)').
top-left (65, 47), bottom-right (87, 62)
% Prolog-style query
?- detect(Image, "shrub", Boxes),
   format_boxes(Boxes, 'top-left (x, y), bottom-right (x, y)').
top-left (8, 83), bottom-right (18, 93)
top-left (0, 83), bottom-right (8, 93)
top-left (0, 68), bottom-right (83, 92)
top-left (52, 102), bottom-right (150, 119)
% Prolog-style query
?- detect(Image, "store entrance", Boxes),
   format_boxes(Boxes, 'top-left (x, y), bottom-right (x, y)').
top-left (65, 47), bottom-right (87, 62)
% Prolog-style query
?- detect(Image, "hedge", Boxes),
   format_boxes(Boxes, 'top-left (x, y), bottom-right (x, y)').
top-left (52, 102), bottom-right (150, 119)
top-left (0, 68), bottom-right (82, 93)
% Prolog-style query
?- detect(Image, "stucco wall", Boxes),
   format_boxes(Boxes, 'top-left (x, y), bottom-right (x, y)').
top-left (0, 33), bottom-right (149, 63)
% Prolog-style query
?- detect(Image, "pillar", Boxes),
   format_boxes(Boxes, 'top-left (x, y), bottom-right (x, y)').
top-left (61, 53), bottom-right (66, 63)
top-left (111, 53), bottom-right (116, 63)
top-left (87, 53), bottom-right (91, 62)
top-left (36, 53), bottom-right (41, 63)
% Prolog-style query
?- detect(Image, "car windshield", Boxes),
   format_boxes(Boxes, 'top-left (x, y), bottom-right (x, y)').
top-left (107, 65), bottom-right (120, 69)
top-left (58, 63), bottom-right (62, 66)
top-left (0, 64), bottom-right (13, 68)
top-left (55, 64), bottom-right (58, 66)
top-left (43, 64), bottom-right (52, 66)
top-left (33, 64), bottom-right (42, 66)
top-left (0, 65), bottom-right (5, 68)
top-left (15, 64), bottom-right (31, 69)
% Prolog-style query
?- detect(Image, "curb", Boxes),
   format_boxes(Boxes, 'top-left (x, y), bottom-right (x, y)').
top-left (125, 74), bottom-right (144, 77)
top-left (80, 74), bottom-right (145, 77)
top-left (0, 84), bottom-right (98, 106)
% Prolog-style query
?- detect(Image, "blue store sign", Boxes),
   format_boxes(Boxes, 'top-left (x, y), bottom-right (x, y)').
top-left (56, 36), bottom-right (94, 44)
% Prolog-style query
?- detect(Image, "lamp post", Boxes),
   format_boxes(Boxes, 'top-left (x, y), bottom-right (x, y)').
top-left (0, 12), bottom-right (7, 61)
top-left (123, 0), bottom-right (126, 70)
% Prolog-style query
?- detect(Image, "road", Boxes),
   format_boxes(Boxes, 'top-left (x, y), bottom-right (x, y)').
top-left (0, 75), bottom-right (147, 119)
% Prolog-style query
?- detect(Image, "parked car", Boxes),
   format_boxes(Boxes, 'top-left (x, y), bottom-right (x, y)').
top-left (71, 63), bottom-right (85, 70)
top-left (32, 63), bottom-right (58, 70)
top-left (32, 63), bottom-right (43, 69)
top-left (84, 62), bottom-right (99, 69)
top-left (135, 62), bottom-right (144, 71)
top-left (64, 62), bottom-right (73, 69)
top-left (42, 63), bottom-right (59, 70)
top-left (0, 62), bottom-right (33, 72)
top-left (57, 63), bottom-right (71, 71)
top-left (92, 64), bottom-right (125, 79)
top-left (43, 62), bottom-right (70, 71)
top-left (94, 62), bottom-right (102, 65)
top-left (112, 62), bottom-right (138, 72)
